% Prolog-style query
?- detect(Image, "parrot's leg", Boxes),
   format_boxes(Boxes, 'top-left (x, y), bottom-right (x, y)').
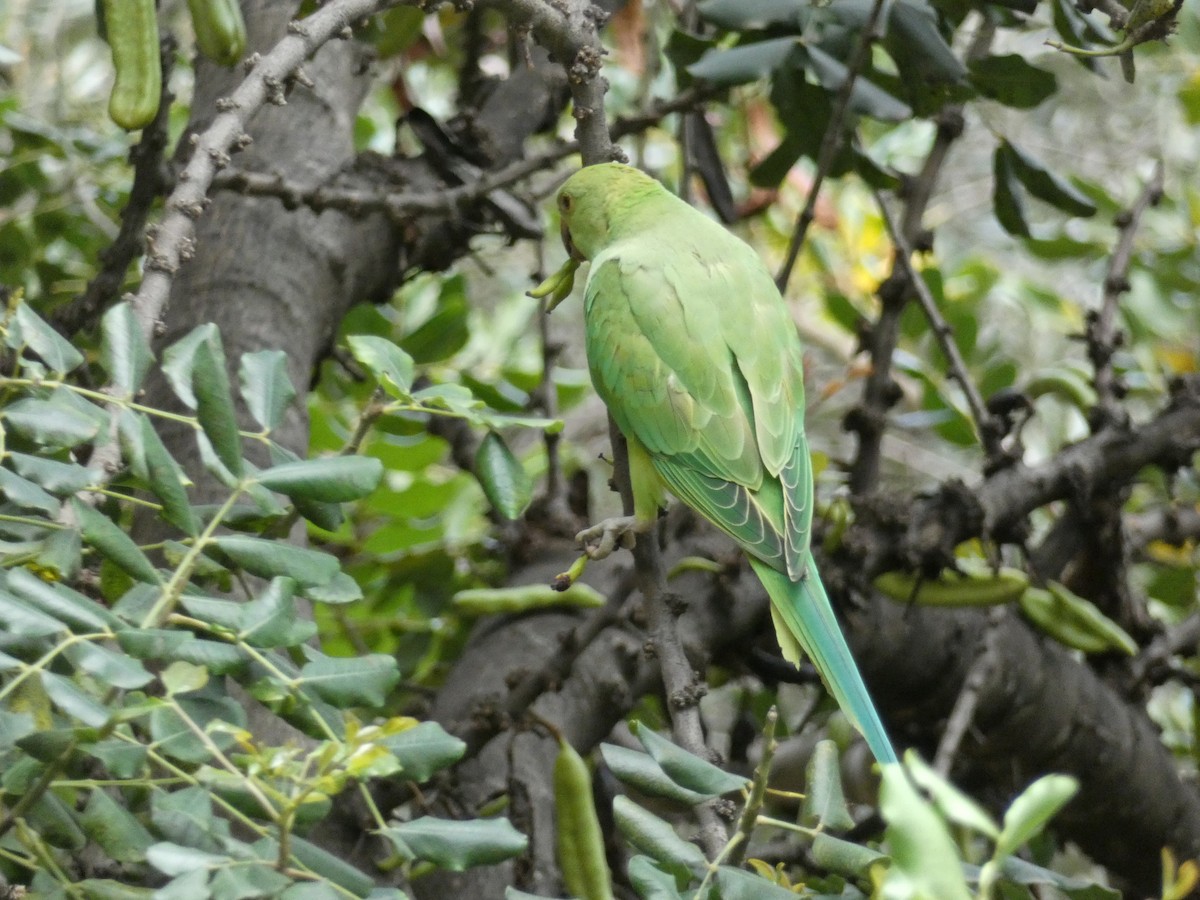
top-left (575, 516), bottom-right (653, 560)
top-left (577, 434), bottom-right (663, 559)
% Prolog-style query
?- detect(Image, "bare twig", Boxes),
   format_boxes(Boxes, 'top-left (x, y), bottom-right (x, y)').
top-left (934, 607), bottom-right (1005, 775)
top-left (1088, 160), bottom-right (1165, 426)
top-left (1127, 505), bottom-right (1200, 551)
top-left (846, 21), bottom-right (993, 494)
top-left (1130, 611), bottom-right (1200, 687)
top-left (775, 0), bottom-right (889, 293)
top-left (62, 36), bottom-right (176, 334)
top-left (131, 0), bottom-right (414, 339)
top-left (209, 87), bottom-right (714, 220)
top-left (874, 189), bottom-right (1002, 461)
top-left (724, 707), bottom-right (778, 868)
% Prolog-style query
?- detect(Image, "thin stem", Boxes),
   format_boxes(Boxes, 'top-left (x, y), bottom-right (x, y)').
top-left (775, 0), bottom-right (889, 293)
top-left (140, 485), bottom-right (245, 627)
top-left (873, 189), bottom-right (1001, 460)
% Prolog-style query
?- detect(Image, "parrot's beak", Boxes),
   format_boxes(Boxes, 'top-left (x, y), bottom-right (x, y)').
top-left (561, 221), bottom-right (585, 262)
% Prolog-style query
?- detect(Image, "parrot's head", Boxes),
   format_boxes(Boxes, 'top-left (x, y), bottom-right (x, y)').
top-left (556, 163), bottom-right (662, 262)
top-left (533, 164), bottom-right (662, 311)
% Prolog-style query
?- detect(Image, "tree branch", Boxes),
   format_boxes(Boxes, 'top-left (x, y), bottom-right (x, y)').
top-left (1088, 160), bottom-right (1165, 427)
top-left (130, 0), bottom-right (414, 340)
top-left (774, 0), bottom-right (888, 293)
top-left (874, 188), bottom-right (1003, 463)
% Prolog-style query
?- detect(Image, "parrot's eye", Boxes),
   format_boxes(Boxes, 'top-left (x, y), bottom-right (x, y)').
top-left (559, 193), bottom-right (573, 213)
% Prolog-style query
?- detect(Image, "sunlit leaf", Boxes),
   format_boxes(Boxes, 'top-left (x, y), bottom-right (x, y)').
top-left (239, 349), bottom-right (296, 432)
top-left (101, 301), bottom-right (153, 395)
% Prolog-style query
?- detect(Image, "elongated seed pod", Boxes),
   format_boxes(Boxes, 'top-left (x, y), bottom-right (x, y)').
top-left (103, 0), bottom-right (161, 130)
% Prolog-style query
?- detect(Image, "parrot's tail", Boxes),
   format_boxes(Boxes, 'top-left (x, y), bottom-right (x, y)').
top-left (749, 556), bottom-right (898, 765)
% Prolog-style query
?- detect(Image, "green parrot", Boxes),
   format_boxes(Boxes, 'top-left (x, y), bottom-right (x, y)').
top-left (544, 162), bottom-right (896, 765)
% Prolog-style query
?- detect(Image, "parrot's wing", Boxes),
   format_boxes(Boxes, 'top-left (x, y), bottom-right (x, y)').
top-left (584, 246), bottom-right (811, 578)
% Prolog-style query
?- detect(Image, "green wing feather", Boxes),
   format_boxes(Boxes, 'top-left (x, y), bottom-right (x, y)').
top-left (581, 202), bottom-right (896, 764)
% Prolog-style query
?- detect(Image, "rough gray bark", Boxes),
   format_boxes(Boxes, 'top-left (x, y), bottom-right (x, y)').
top-left (142, 1), bottom-right (396, 477)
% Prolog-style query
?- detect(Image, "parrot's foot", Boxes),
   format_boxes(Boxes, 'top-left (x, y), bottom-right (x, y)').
top-left (576, 516), bottom-right (650, 560)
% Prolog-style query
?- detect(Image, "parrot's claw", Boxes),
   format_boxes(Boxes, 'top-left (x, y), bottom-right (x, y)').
top-left (575, 516), bottom-right (648, 560)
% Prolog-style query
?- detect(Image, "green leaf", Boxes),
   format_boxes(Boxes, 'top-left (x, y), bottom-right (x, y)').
top-left (209, 535), bottom-right (339, 587)
top-left (166, 639), bottom-right (247, 676)
top-left (885, 0), bottom-right (967, 83)
top-left (3, 396), bottom-right (101, 450)
top-left (688, 37), bottom-right (797, 86)
top-left (903, 749), bottom-right (999, 838)
top-left (992, 144), bottom-right (1030, 237)
top-left (8, 451), bottom-right (95, 494)
top-left (297, 650), bottom-right (400, 707)
top-left (380, 817), bottom-right (528, 871)
top-left (139, 415), bottom-right (200, 536)
top-left (697, 0), bottom-right (807, 29)
top-left (34, 526), bottom-right (82, 581)
top-left (270, 835), bottom-right (375, 897)
top-left (995, 774), bottom-right (1078, 859)
top-left (303, 571), bottom-right (363, 604)
top-left (210, 863), bottom-right (293, 899)
top-left (238, 578), bottom-right (317, 648)
top-left (161, 326), bottom-right (210, 408)
top-left (239, 349), bottom-right (296, 432)
top-left (879, 763), bottom-right (971, 900)
top-left (807, 44), bottom-right (911, 121)
top-left (191, 327), bottom-right (243, 478)
top-left (1002, 140), bottom-right (1097, 218)
top-left (14, 301), bottom-right (84, 373)
top-left (613, 795), bottom-right (706, 876)
top-left (7, 568), bottom-right (121, 631)
top-left (161, 661), bottom-right (210, 695)
top-left (81, 788), bottom-right (155, 863)
top-left (998, 856), bottom-right (1120, 899)
top-left (379, 720), bottom-right (467, 782)
top-left (264, 445), bottom-right (346, 532)
top-left (28, 791), bottom-right (87, 849)
top-left (630, 720), bottom-right (749, 796)
top-left (150, 694), bottom-right (244, 764)
top-left (42, 671), bottom-right (111, 725)
top-left (600, 744), bottom-right (708, 805)
top-left (0, 465), bottom-right (60, 512)
top-left (400, 276), bottom-right (470, 364)
top-left (811, 833), bottom-right (889, 877)
top-left (151, 786), bottom-right (225, 851)
top-left (146, 842), bottom-right (230, 876)
top-left (627, 855), bottom-right (685, 900)
top-left (474, 432), bottom-right (531, 520)
top-left (101, 301), bottom-right (153, 395)
top-left (72, 498), bottom-right (162, 584)
top-left (969, 55), bottom-right (1056, 109)
top-left (73, 880), bottom-right (155, 899)
top-left (801, 740), bottom-right (854, 830)
top-left (118, 628), bottom-right (197, 659)
top-left (153, 870), bottom-right (211, 900)
top-left (256, 455), bottom-right (384, 503)
top-left (0, 587), bottom-right (67, 636)
top-left (716, 866), bottom-right (802, 899)
top-left (65, 641), bottom-right (153, 689)
top-left (347, 335), bottom-right (415, 398)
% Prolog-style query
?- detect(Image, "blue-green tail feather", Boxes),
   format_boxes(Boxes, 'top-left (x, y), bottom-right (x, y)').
top-left (749, 556), bottom-right (897, 765)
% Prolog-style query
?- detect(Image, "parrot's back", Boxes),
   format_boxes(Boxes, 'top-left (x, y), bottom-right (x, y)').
top-left (565, 165), bottom-right (896, 763)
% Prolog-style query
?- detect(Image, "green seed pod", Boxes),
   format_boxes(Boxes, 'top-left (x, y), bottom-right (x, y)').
top-left (554, 736), bottom-right (614, 900)
top-left (102, 0), bottom-right (162, 130)
top-left (187, 0), bottom-right (247, 66)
